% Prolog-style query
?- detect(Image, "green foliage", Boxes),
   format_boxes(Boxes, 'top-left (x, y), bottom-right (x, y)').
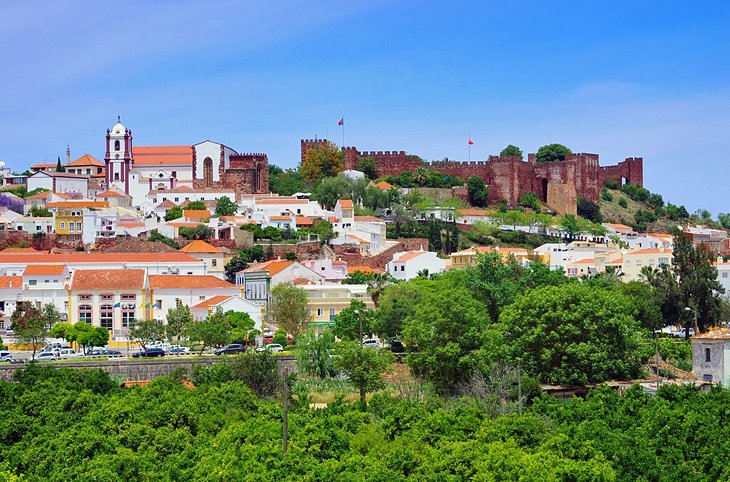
top-left (55, 156), bottom-right (65, 172)
top-left (535, 143), bottom-right (571, 163)
top-left (28, 206), bottom-right (51, 217)
top-left (620, 183), bottom-right (650, 202)
top-left (363, 186), bottom-right (390, 211)
top-left (466, 176), bottom-right (488, 207)
top-left (311, 175), bottom-right (355, 210)
top-left (147, 230), bottom-right (181, 249)
top-left (301, 141), bottom-right (345, 183)
top-left (334, 341), bottom-right (394, 406)
top-left (499, 284), bottom-right (646, 384)
top-left (213, 196), bottom-right (238, 217)
top-left (71, 322), bottom-right (110, 352)
top-left (128, 318), bottom-right (165, 350)
top-left (11, 304), bottom-right (53, 357)
top-left (333, 300), bottom-right (374, 341)
top-left (268, 165), bottom-right (306, 196)
top-left (499, 144), bottom-right (523, 158)
top-left (600, 188), bottom-right (613, 202)
top-left (356, 156), bottom-right (378, 179)
top-left (559, 214), bottom-right (581, 238)
top-left (164, 205), bottom-right (183, 221)
top-left (604, 178), bottom-right (620, 189)
top-left (184, 200), bottom-right (207, 211)
top-left (165, 304), bottom-right (193, 343)
top-left (272, 330), bottom-right (288, 347)
top-left (297, 328), bottom-right (335, 378)
top-left (718, 212), bottom-right (730, 230)
top-left (178, 225), bottom-right (213, 240)
top-left (373, 282), bottom-right (424, 339)
top-left (188, 309), bottom-right (230, 353)
top-left (518, 191), bottom-right (541, 211)
top-left (617, 197), bottom-right (628, 208)
top-left (577, 196), bottom-right (603, 223)
top-left (270, 283), bottom-right (310, 339)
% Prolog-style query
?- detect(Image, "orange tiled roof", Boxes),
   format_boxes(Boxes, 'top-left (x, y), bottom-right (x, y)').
top-left (132, 146), bottom-right (193, 166)
top-left (375, 181), bottom-right (396, 190)
top-left (239, 259), bottom-right (293, 277)
top-left (167, 222), bottom-right (204, 228)
top-left (296, 216), bottom-right (314, 226)
top-left (346, 234), bottom-right (369, 244)
top-left (605, 223), bottom-right (633, 230)
top-left (149, 275), bottom-right (234, 289)
top-left (0, 276), bottom-right (22, 289)
top-left (47, 201), bottom-right (109, 209)
top-left (457, 209), bottom-right (489, 216)
top-left (157, 199), bottom-right (176, 209)
top-left (191, 295), bottom-right (232, 309)
top-left (96, 189), bottom-right (126, 198)
top-left (628, 248), bottom-right (673, 255)
top-left (71, 269), bottom-right (146, 290)
top-left (68, 154), bottom-right (104, 167)
top-left (31, 163), bottom-right (57, 169)
top-left (332, 260), bottom-right (347, 265)
top-left (347, 266), bottom-right (382, 274)
top-left (328, 216), bottom-right (339, 223)
top-left (183, 209), bottom-right (210, 220)
top-left (179, 240), bottom-right (221, 254)
top-left (573, 258), bottom-right (596, 265)
top-left (291, 277), bottom-right (316, 285)
top-left (394, 251), bottom-right (426, 263)
top-left (23, 264), bottom-right (65, 275)
top-left (354, 216), bottom-right (383, 223)
top-left (338, 199), bottom-right (353, 208)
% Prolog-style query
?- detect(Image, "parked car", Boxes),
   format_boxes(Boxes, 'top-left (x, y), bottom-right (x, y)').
top-left (669, 328), bottom-right (695, 338)
top-left (57, 348), bottom-right (80, 359)
top-left (131, 347), bottom-right (166, 358)
top-left (33, 352), bottom-right (58, 362)
top-left (389, 338), bottom-right (405, 353)
top-left (256, 343), bottom-right (284, 353)
top-left (214, 344), bottom-right (245, 355)
top-left (362, 339), bottom-right (380, 348)
top-left (0, 351), bottom-right (12, 363)
top-left (168, 346), bottom-right (190, 354)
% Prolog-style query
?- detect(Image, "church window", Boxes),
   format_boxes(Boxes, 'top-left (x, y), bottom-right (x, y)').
top-left (114, 173), bottom-right (119, 181)
top-left (114, 140), bottom-right (120, 151)
top-left (203, 158), bottom-right (213, 188)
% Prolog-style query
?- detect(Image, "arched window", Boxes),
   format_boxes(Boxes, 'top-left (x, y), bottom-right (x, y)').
top-left (122, 303), bottom-right (136, 328)
top-left (114, 140), bottom-right (120, 151)
top-left (78, 304), bottom-right (92, 324)
top-left (100, 304), bottom-right (113, 329)
top-left (203, 157), bottom-right (213, 188)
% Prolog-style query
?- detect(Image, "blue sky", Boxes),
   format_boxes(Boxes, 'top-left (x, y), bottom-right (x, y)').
top-left (1, 0), bottom-right (729, 214)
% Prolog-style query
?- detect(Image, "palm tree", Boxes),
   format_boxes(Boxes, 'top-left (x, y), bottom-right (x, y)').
top-left (366, 272), bottom-right (390, 307)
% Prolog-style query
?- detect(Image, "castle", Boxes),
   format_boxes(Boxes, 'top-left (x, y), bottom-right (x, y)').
top-left (301, 139), bottom-right (643, 211)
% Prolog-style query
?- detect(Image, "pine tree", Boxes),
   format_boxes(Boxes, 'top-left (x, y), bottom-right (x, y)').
top-left (55, 156), bottom-right (66, 173)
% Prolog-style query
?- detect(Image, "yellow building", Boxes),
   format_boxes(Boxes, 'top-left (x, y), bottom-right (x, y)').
top-left (300, 283), bottom-right (374, 333)
top-left (47, 201), bottom-right (108, 242)
top-left (449, 246), bottom-right (549, 269)
top-left (622, 248), bottom-right (673, 282)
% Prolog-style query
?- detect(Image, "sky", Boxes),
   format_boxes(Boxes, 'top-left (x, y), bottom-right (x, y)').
top-left (1, 0), bottom-right (729, 215)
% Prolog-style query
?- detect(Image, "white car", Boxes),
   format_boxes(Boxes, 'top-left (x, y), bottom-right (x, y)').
top-left (57, 348), bottom-right (80, 359)
top-left (34, 352), bottom-right (57, 362)
top-left (256, 343), bottom-right (284, 353)
top-left (0, 351), bottom-right (11, 362)
top-left (362, 339), bottom-right (379, 348)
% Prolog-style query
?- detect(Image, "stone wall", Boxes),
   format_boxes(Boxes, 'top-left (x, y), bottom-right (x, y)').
top-left (546, 182), bottom-right (578, 215)
top-left (332, 238), bottom-right (428, 270)
top-left (0, 356), bottom-right (297, 382)
top-left (269, 241), bottom-right (321, 260)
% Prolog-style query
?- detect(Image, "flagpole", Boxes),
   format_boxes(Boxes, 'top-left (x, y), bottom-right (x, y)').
top-left (341, 115), bottom-right (345, 148)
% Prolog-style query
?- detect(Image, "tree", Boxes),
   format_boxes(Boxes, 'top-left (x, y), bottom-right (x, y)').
top-left (165, 205), bottom-right (183, 221)
top-left (535, 144), bottom-right (572, 163)
top-left (225, 310), bottom-right (256, 344)
top-left (718, 213), bottom-right (730, 230)
top-left (73, 323), bottom-right (109, 353)
top-left (12, 305), bottom-right (49, 358)
top-left (577, 196), bottom-right (603, 223)
top-left (296, 328), bottom-right (335, 378)
top-left (165, 304), bottom-right (193, 343)
top-left (311, 175), bottom-right (351, 210)
top-left (366, 272), bottom-right (392, 307)
top-left (356, 156), bottom-right (378, 179)
top-left (301, 141), bottom-right (344, 183)
top-left (270, 283), bottom-right (310, 340)
top-left (49, 322), bottom-right (75, 343)
top-left (466, 176), bottom-right (488, 207)
top-left (499, 145), bottom-right (523, 158)
top-left (518, 192), bottom-right (541, 211)
top-left (499, 284), bottom-right (646, 385)
top-left (224, 251), bottom-right (250, 283)
top-left (29, 206), bottom-right (51, 217)
top-left (269, 165), bottom-right (306, 196)
top-left (373, 282), bottom-right (424, 339)
top-left (188, 309), bottom-right (230, 354)
top-left (184, 200), bottom-right (207, 211)
top-left (214, 197), bottom-right (238, 217)
top-left (128, 319), bottom-right (165, 351)
top-left (559, 214), bottom-right (581, 239)
top-left (500, 210), bottom-right (525, 230)
top-left (179, 225), bottom-right (213, 240)
top-left (333, 300), bottom-right (374, 341)
top-left (55, 156), bottom-right (65, 172)
top-left (334, 341), bottom-right (394, 408)
top-left (309, 220), bottom-right (334, 242)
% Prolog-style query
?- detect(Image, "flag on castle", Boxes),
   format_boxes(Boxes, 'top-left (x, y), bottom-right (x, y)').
top-left (338, 117), bottom-right (344, 126)
top-left (468, 137), bottom-right (474, 145)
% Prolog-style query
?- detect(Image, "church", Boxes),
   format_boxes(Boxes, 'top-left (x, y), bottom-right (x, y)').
top-left (104, 118), bottom-right (269, 208)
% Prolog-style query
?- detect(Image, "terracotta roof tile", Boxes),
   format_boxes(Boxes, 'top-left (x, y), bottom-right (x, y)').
top-left (354, 216), bottom-right (384, 222)
top-left (179, 240), bottom-right (221, 254)
top-left (338, 199), bottom-right (353, 208)
top-left (68, 154), bottom-right (104, 167)
top-left (270, 215), bottom-right (292, 221)
top-left (296, 216), bottom-right (314, 226)
top-left (239, 260), bottom-right (293, 276)
top-left (31, 163), bottom-right (57, 169)
top-left (375, 181), bottom-right (396, 190)
top-left (47, 201), bottom-right (109, 209)
top-left (394, 251), bottom-right (427, 263)
top-left (347, 266), bottom-right (383, 274)
top-left (0, 276), bottom-right (22, 288)
top-left (132, 146), bottom-right (193, 166)
top-left (183, 209), bottom-right (210, 220)
top-left (1, 247), bottom-right (41, 253)
top-left (71, 269), bottom-right (146, 290)
top-left (157, 200), bottom-right (177, 208)
top-left (191, 295), bottom-right (232, 309)
top-left (291, 277), bottom-right (316, 285)
top-left (457, 209), bottom-right (489, 216)
top-left (628, 248), bottom-right (673, 255)
top-left (96, 189), bottom-right (126, 198)
top-left (149, 275), bottom-right (235, 289)
top-left (0, 252), bottom-right (199, 264)
top-left (23, 265), bottom-right (66, 275)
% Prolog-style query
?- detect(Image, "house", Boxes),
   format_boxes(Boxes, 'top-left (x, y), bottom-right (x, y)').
top-left (691, 329), bottom-right (730, 384)
top-left (46, 201), bottom-right (109, 243)
top-left (67, 269), bottom-right (149, 332)
top-left (30, 163), bottom-right (58, 173)
top-left (334, 199), bottom-right (354, 228)
top-left (182, 209), bottom-right (211, 223)
top-left (23, 191), bottom-right (70, 214)
top-left (386, 247), bottom-right (446, 281)
top-left (96, 186), bottom-right (132, 209)
top-left (449, 246), bottom-right (548, 270)
top-left (190, 295), bottom-right (262, 326)
top-left (66, 154), bottom-right (105, 178)
top-left (148, 275), bottom-right (239, 321)
top-left (622, 248), bottom-right (673, 282)
top-left (716, 262), bottom-right (730, 293)
top-left (456, 209), bottom-right (493, 225)
top-left (300, 283), bottom-right (374, 333)
top-left (12, 216), bottom-right (55, 235)
top-left (27, 171), bottom-right (89, 197)
top-left (236, 259), bottom-right (325, 313)
top-left (179, 240), bottom-right (225, 275)
top-left (301, 259), bottom-right (348, 283)
top-left (0, 276), bottom-right (24, 328)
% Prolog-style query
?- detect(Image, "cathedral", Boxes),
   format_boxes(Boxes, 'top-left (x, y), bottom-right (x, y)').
top-left (104, 118), bottom-right (269, 207)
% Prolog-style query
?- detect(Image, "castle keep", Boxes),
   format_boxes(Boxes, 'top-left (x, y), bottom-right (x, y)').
top-left (301, 139), bottom-right (643, 208)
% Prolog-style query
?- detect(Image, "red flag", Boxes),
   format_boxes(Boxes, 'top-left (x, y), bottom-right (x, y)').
top-left (338, 117), bottom-right (344, 126)
top-left (468, 137), bottom-right (474, 145)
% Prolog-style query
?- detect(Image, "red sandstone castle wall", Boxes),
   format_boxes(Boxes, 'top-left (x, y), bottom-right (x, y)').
top-left (299, 139), bottom-right (643, 206)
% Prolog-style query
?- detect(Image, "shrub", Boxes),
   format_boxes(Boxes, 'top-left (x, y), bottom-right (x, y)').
top-left (272, 330), bottom-right (288, 347)
top-left (618, 197), bottom-right (628, 208)
top-left (601, 189), bottom-right (613, 202)
top-left (604, 179), bottom-right (620, 189)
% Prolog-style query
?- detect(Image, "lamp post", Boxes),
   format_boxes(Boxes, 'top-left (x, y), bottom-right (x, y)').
top-left (684, 306), bottom-right (697, 340)
top-left (353, 309), bottom-right (363, 342)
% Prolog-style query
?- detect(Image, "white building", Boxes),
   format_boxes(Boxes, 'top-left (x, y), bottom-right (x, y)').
top-left (386, 248), bottom-right (446, 281)
top-left (26, 171), bottom-right (89, 197)
top-left (190, 295), bottom-right (262, 325)
top-left (148, 275), bottom-right (240, 321)
top-left (301, 259), bottom-right (348, 283)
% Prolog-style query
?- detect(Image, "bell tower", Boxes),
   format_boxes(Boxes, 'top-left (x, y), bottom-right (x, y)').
top-left (104, 116), bottom-right (133, 194)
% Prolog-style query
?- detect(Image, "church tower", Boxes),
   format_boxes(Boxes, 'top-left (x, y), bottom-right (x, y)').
top-left (104, 117), bottom-right (133, 194)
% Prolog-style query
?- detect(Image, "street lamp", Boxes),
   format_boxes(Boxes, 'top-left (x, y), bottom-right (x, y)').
top-left (353, 309), bottom-right (363, 342)
top-left (684, 306), bottom-right (697, 340)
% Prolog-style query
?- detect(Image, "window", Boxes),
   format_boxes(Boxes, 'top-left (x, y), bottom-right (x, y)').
top-left (114, 173), bottom-right (119, 181)
top-left (212, 259), bottom-right (217, 267)
top-left (76, 222), bottom-right (81, 231)
top-left (156, 300), bottom-right (162, 310)
top-left (121, 294), bottom-right (136, 301)
top-left (28, 279), bottom-right (37, 286)
top-left (317, 308), bottom-right (324, 317)
top-left (705, 348), bottom-right (712, 363)
top-left (122, 304), bottom-right (135, 327)
top-left (79, 294), bottom-right (92, 301)
top-left (114, 140), bottom-right (120, 151)
top-left (60, 222), bottom-right (66, 230)
top-left (35, 226), bottom-right (41, 232)
top-left (723, 272), bottom-right (728, 279)
top-left (100, 294), bottom-right (113, 301)
top-left (69, 223), bottom-right (74, 232)
top-left (78, 304), bottom-right (92, 324)
top-left (100, 304), bottom-right (113, 329)
top-left (171, 171), bottom-right (177, 178)
top-left (329, 308), bottom-right (335, 321)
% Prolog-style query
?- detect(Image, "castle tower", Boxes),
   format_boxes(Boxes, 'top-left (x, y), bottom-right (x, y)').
top-left (104, 116), bottom-right (133, 194)
top-left (66, 145), bottom-right (70, 164)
